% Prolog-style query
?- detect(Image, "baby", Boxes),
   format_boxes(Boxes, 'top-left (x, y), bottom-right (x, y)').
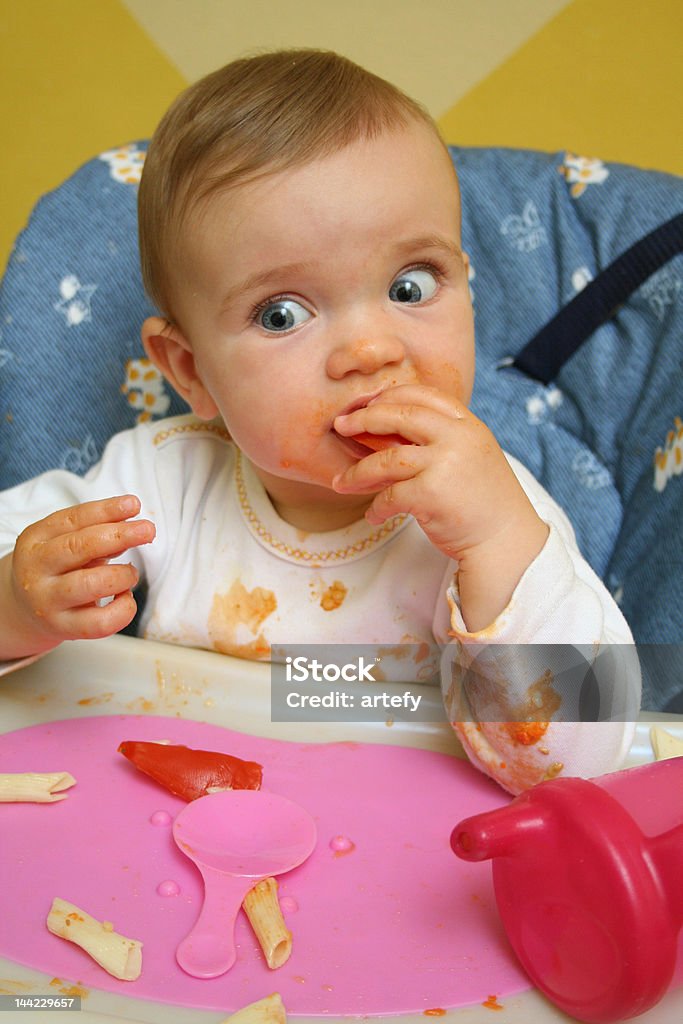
top-left (0, 50), bottom-right (639, 792)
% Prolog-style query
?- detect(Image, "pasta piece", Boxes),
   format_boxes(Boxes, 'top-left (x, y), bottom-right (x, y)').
top-left (650, 726), bottom-right (683, 761)
top-left (243, 878), bottom-right (292, 969)
top-left (219, 992), bottom-right (287, 1024)
top-left (46, 897), bottom-right (142, 981)
top-left (0, 772), bottom-right (76, 803)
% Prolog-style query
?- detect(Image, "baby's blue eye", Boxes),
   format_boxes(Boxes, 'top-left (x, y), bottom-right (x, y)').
top-left (258, 299), bottom-right (311, 332)
top-left (389, 268), bottom-right (439, 304)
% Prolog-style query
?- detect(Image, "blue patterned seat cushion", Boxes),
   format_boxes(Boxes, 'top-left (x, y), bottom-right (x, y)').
top-left (0, 144), bottom-right (188, 482)
top-left (450, 147), bottom-right (683, 665)
top-left (1, 143), bottom-right (681, 704)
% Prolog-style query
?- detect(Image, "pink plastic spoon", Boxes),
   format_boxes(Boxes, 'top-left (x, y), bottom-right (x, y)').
top-left (173, 789), bottom-right (317, 978)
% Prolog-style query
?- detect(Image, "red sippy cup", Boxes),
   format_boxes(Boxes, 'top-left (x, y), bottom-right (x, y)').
top-left (451, 756), bottom-right (683, 1023)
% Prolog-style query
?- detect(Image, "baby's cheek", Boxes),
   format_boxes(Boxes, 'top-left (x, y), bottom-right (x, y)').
top-left (423, 360), bottom-right (469, 403)
top-left (445, 363), bottom-right (466, 399)
top-left (276, 403), bottom-right (334, 472)
top-left (276, 443), bottom-right (313, 474)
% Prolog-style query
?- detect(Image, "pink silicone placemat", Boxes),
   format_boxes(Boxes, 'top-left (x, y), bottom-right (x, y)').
top-left (0, 715), bottom-right (529, 1015)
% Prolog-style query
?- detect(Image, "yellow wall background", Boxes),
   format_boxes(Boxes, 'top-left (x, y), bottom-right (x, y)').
top-left (1, 0), bottom-right (681, 272)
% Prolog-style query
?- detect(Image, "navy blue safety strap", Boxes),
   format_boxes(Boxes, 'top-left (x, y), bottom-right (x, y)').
top-left (505, 212), bottom-right (683, 384)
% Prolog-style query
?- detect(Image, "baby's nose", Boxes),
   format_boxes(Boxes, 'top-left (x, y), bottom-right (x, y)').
top-left (326, 334), bottom-right (405, 379)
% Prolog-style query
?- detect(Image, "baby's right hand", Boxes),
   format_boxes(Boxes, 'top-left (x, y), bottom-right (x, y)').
top-left (0, 495), bottom-right (155, 659)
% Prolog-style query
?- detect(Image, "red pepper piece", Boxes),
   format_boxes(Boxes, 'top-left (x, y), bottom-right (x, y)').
top-left (118, 740), bottom-right (263, 801)
top-left (351, 432), bottom-right (410, 452)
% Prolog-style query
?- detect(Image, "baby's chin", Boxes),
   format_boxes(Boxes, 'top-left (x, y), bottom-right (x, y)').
top-left (249, 457), bottom-right (372, 526)
top-left (259, 443), bottom-right (360, 492)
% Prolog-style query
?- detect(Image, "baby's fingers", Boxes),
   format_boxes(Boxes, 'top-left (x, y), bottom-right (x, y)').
top-left (61, 519), bottom-right (152, 572)
top-left (333, 445), bottom-right (423, 495)
top-left (47, 562), bottom-right (140, 613)
top-left (22, 516), bottom-right (154, 575)
top-left (363, 478), bottom-right (424, 526)
top-left (57, 591), bottom-right (140, 641)
top-left (20, 495), bottom-right (143, 545)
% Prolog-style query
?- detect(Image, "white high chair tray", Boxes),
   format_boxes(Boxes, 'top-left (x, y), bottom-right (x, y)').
top-left (0, 635), bottom-right (681, 1024)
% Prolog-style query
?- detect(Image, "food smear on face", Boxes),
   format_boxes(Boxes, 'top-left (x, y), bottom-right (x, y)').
top-left (351, 432), bottom-right (410, 452)
top-left (117, 740), bottom-right (263, 800)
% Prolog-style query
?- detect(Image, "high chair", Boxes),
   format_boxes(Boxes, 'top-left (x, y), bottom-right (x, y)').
top-left (1, 142), bottom-right (681, 708)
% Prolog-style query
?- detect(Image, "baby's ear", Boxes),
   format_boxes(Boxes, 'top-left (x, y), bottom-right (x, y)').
top-left (141, 317), bottom-right (218, 421)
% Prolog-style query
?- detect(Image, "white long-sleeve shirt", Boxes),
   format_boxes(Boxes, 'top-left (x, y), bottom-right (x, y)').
top-left (0, 414), bottom-right (640, 791)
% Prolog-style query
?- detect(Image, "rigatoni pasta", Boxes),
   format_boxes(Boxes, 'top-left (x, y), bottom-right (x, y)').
top-left (651, 726), bottom-right (683, 760)
top-left (219, 992), bottom-right (287, 1024)
top-left (0, 771), bottom-right (76, 802)
top-left (46, 897), bottom-right (142, 981)
top-left (243, 878), bottom-right (292, 969)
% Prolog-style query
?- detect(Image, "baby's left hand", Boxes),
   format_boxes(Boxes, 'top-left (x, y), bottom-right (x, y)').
top-left (333, 384), bottom-right (549, 630)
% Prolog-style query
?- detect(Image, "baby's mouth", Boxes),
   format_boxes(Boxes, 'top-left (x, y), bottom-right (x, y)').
top-left (332, 429), bottom-right (379, 459)
top-left (335, 390), bottom-right (385, 419)
top-left (331, 391), bottom-right (411, 457)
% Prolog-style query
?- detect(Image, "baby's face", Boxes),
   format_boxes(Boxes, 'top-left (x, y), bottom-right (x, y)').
top-left (171, 120), bottom-right (474, 522)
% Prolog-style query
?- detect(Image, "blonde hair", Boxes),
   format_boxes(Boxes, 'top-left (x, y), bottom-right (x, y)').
top-left (138, 48), bottom-right (445, 320)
